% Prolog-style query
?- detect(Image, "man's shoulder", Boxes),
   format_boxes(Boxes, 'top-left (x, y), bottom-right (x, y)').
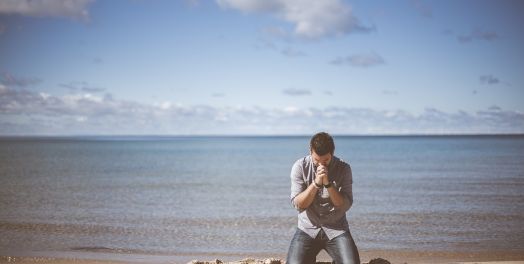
top-left (332, 156), bottom-right (351, 170)
top-left (293, 155), bottom-right (311, 168)
top-left (291, 156), bottom-right (311, 177)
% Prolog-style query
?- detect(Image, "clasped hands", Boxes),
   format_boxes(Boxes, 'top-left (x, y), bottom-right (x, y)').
top-left (315, 164), bottom-right (329, 186)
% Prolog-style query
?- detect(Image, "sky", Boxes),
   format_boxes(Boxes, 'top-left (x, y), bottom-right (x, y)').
top-left (0, 0), bottom-right (523, 135)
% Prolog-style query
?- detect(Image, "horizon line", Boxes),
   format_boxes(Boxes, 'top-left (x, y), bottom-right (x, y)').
top-left (1, 132), bottom-right (524, 139)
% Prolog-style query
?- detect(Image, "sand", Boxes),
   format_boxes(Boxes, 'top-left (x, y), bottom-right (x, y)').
top-left (2, 249), bottom-right (524, 264)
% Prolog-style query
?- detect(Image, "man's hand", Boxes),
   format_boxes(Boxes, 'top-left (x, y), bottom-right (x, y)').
top-left (316, 164), bottom-right (329, 185)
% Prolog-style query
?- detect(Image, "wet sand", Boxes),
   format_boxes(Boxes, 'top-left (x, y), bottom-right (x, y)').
top-left (2, 249), bottom-right (524, 264)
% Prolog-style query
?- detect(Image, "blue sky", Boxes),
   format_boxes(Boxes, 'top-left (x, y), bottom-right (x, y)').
top-left (0, 0), bottom-right (523, 135)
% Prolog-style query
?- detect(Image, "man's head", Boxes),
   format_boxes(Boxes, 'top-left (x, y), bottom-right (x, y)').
top-left (310, 132), bottom-right (335, 167)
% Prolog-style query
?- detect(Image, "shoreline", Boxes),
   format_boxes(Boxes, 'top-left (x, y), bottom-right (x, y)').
top-left (2, 249), bottom-right (524, 264)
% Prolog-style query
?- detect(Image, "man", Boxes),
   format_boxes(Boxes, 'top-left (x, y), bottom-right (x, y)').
top-left (286, 132), bottom-right (360, 264)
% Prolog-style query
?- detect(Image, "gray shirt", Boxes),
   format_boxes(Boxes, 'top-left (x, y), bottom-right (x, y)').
top-left (290, 155), bottom-right (354, 240)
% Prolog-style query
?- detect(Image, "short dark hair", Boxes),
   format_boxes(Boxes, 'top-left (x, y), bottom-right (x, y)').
top-left (310, 132), bottom-right (335, 156)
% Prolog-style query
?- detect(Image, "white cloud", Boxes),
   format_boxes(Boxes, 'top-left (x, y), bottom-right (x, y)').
top-left (1, 86), bottom-right (523, 135)
top-left (0, 0), bottom-right (94, 20)
top-left (217, 0), bottom-right (373, 39)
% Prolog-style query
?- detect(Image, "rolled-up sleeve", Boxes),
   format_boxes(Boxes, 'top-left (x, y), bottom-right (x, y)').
top-left (290, 159), bottom-right (306, 210)
top-left (338, 164), bottom-right (353, 212)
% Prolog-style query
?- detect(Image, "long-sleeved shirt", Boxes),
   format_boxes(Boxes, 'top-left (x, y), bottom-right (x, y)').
top-left (290, 155), bottom-right (354, 240)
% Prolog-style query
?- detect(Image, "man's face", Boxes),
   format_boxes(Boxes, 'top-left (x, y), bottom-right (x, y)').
top-left (311, 150), bottom-right (332, 167)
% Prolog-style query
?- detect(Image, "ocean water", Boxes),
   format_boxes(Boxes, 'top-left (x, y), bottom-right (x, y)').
top-left (0, 135), bottom-right (523, 257)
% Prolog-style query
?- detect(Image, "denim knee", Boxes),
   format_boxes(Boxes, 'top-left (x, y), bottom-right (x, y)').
top-left (326, 231), bottom-right (360, 264)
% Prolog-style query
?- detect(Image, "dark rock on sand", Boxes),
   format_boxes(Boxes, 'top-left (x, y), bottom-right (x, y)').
top-left (368, 258), bottom-right (392, 264)
top-left (188, 258), bottom-right (391, 264)
top-left (188, 258), bottom-right (281, 264)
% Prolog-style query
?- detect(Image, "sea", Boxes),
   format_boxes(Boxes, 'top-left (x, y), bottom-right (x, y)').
top-left (1, 135), bottom-right (523, 260)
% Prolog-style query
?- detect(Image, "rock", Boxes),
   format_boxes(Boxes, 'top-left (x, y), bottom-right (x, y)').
top-left (187, 257), bottom-right (395, 264)
top-left (187, 258), bottom-right (282, 264)
top-left (187, 260), bottom-right (223, 264)
top-left (368, 258), bottom-right (391, 264)
top-left (263, 258), bottom-right (282, 264)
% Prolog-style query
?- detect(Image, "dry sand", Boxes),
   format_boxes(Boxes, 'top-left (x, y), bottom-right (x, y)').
top-left (2, 249), bottom-right (524, 264)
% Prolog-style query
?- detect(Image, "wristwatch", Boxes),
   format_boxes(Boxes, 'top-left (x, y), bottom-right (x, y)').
top-left (324, 182), bottom-right (332, 188)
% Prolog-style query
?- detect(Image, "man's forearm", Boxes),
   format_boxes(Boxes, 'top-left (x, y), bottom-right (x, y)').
top-left (293, 184), bottom-right (318, 210)
top-left (326, 186), bottom-right (345, 208)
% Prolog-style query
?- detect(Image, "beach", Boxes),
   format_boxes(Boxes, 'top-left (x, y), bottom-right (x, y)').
top-left (2, 249), bottom-right (524, 264)
top-left (1, 136), bottom-right (523, 264)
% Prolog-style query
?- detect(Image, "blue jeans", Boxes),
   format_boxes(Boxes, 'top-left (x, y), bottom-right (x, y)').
top-left (286, 228), bottom-right (360, 264)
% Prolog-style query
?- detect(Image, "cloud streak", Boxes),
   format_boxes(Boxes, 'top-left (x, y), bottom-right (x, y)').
top-left (411, 0), bottom-right (432, 18)
top-left (331, 52), bottom-right (385, 67)
top-left (217, 0), bottom-right (374, 39)
top-left (283, 88), bottom-right (311, 96)
top-left (0, 0), bottom-right (94, 20)
top-left (480, 74), bottom-right (500, 85)
top-left (281, 47), bottom-right (306, 57)
top-left (1, 85), bottom-right (523, 135)
top-left (254, 38), bottom-right (306, 57)
top-left (0, 72), bottom-right (42, 87)
top-left (59, 81), bottom-right (105, 93)
top-left (458, 29), bottom-right (499, 43)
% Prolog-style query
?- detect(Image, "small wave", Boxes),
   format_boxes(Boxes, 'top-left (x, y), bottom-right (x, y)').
top-left (70, 246), bottom-right (141, 254)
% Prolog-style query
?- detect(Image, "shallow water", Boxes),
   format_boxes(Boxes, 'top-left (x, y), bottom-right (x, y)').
top-left (1, 135), bottom-right (523, 255)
